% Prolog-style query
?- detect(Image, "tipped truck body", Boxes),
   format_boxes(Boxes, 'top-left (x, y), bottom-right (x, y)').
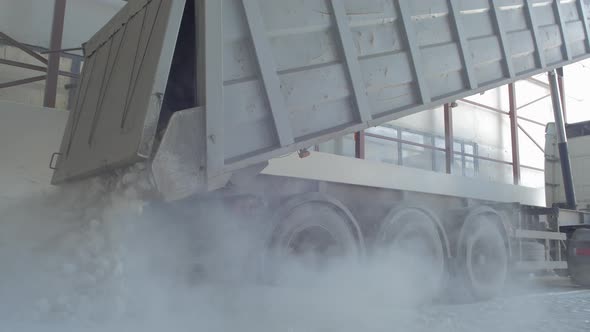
top-left (52, 0), bottom-right (590, 201)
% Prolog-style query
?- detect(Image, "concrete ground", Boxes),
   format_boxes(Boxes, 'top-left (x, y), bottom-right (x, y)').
top-left (3, 277), bottom-right (588, 332)
top-left (419, 277), bottom-right (590, 332)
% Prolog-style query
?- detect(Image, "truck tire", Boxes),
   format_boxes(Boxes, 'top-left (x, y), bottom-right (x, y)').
top-left (457, 217), bottom-right (508, 301)
top-left (568, 228), bottom-right (590, 287)
top-left (376, 207), bottom-right (447, 300)
top-left (262, 194), bottom-right (363, 284)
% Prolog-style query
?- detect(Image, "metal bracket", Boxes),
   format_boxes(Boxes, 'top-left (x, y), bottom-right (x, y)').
top-left (298, 149), bottom-right (311, 159)
top-left (49, 152), bottom-right (62, 170)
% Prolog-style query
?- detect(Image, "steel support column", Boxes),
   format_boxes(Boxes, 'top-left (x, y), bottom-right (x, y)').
top-left (355, 131), bottom-right (365, 159)
top-left (509, 83), bottom-right (521, 185)
top-left (444, 103), bottom-right (454, 174)
top-left (44, 0), bottom-right (67, 108)
top-left (557, 67), bottom-right (567, 124)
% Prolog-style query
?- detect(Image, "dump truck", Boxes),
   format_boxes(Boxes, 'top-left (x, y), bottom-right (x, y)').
top-left (49, 0), bottom-right (590, 300)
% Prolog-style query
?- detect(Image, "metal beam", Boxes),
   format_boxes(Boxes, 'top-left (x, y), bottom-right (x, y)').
top-left (44, 0), bottom-right (67, 108)
top-left (205, 0), bottom-right (225, 175)
top-left (367, 132), bottom-right (446, 152)
top-left (524, 0), bottom-right (546, 69)
top-left (65, 55), bottom-right (96, 156)
top-left (515, 229), bottom-right (567, 241)
top-left (509, 83), bottom-right (521, 185)
top-left (354, 131), bottom-right (366, 159)
top-left (553, 0), bottom-right (572, 61)
top-left (0, 32), bottom-right (48, 65)
top-left (518, 124), bottom-right (545, 153)
top-left (242, 0), bottom-right (295, 147)
top-left (490, 0), bottom-right (515, 78)
top-left (0, 58), bottom-right (79, 79)
top-left (576, 0), bottom-right (590, 53)
top-left (516, 93), bottom-right (550, 111)
top-left (448, 0), bottom-right (478, 90)
top-left (66, 57), bottom-right (82, 109)
top-left (515, 261), bottom-right (568, 272)
top-left (557, 67), bottom-right (567, 124)
top-left (365, 131), bottom-right (544, 172)
top-left (459, 98), bottom-right (546, 127)
top-left (330, 0), bottom-right (372, 124)
top-left (0, 75), bottom-right (47, 89)
top-left (444, 103), bottom-right (454, 174)
top-left (527, 77), bottom-right (550, 89)
top-left (397, 0), bottom-right (431, 104)
top-left (40, 47), bottom-right (83, 54)
top-left (460, 98), bottom-right (509, 115)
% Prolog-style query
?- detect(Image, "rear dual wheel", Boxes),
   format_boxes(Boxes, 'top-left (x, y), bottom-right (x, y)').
top-left (456, 216), bottom-right (508, 301)
top-left (266, 202), bottom-right (448, 303)
top-left (376, 208), bottom-right (447, 300)
top-left (263, 194), bottom-right (363, 284)
top-left (263, 198), bottom-right (509, 302)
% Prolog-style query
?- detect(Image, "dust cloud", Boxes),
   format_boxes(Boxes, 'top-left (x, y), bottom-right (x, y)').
top-left (0, 166), bottom-right (556, 332)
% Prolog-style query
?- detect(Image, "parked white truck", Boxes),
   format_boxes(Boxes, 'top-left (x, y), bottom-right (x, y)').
top-left (49, 0), bottom-right (590, 300)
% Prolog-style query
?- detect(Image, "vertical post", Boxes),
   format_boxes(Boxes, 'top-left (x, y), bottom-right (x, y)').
top-left (444, 103), bottom-right (454, 174)
top-left (524, 0), bottom-right (546, 69)
top-left (509, 83), bottom-right (521, 185)
top-left (557, 67), bottom-right (567, 124)
top-left (44, 0), bottom-right (67, 108)
top-left (448, 0), bottom-right (478, 90)
top-left (430, 135), bottom-right (437, 172)
top-left (66, 56), bottom-right (81, 110)
top-left (548, 70), bottom-right (577, 210)
top-left (397, 130), bottom-right (403, 166)
top-left (397, 0), bottom-right (431, 104)
top-left (461, 143), bottom-right (467, 177)
top-left (205, 0), bottom-right (225, 176)
top-left (242, 0), bottom-right (294, 147)
top-left (330, 0), bottom-right (372, 124)
top-left (355, 131), bottom-right (365, 159)
top-left (490, 0), bottom-right (515, 79)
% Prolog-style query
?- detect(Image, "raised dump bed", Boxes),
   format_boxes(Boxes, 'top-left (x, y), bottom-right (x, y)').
top-left (52, 0), bottom-right (590, 200)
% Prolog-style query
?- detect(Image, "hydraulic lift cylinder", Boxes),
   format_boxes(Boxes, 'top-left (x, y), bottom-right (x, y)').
top-left (548, 70), bottom-right (577, 210)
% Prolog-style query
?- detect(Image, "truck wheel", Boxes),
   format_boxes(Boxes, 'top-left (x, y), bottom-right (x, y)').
top-left (263, 194), bottom-right (363, 284)
top-left (568, 228), bottom-right (590, 287)
top-left (376, 207), bottom-right (447, 300)
top-left (457, 217), bottom-right (508, 301)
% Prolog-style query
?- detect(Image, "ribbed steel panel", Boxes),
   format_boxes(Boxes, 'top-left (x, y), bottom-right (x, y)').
top-left (53, 0), bottom-right (590, 199)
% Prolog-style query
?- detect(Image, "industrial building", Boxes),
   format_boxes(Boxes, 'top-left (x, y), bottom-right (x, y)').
top-left (1, 0), bottom-right (590, 330)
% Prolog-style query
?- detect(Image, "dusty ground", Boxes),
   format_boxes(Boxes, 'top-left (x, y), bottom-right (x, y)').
top-left (2, 274), bottom-right (589, 332)
top-left (1, 176), bottom-right (589, 332)
top-left (423, 278), bottom-right (590, 332)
